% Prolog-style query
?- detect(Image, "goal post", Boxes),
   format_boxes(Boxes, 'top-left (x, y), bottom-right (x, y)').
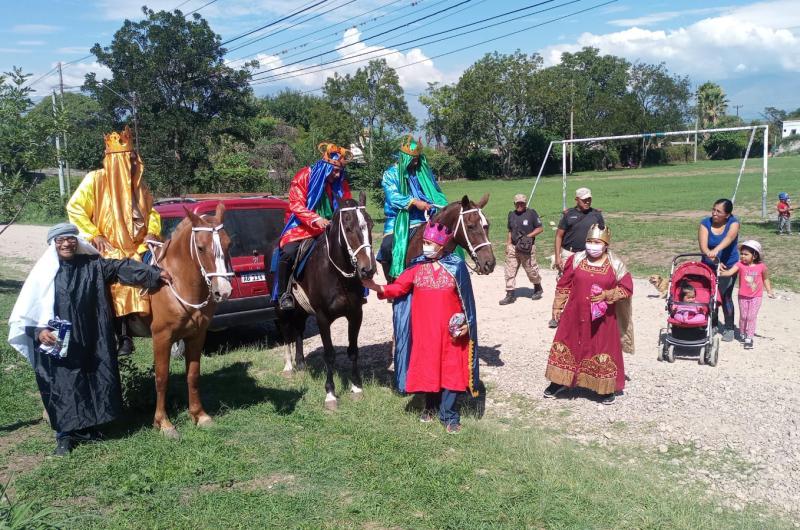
top-left (527, 125), bottom-right (770, 219)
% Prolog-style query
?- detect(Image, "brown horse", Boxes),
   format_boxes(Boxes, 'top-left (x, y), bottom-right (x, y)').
top-left (277, 193), bottom-right (376, 410)
top-left (141, 202), bottom-right (233, 438)
top-left (405, 193), bottom-right (496, 274)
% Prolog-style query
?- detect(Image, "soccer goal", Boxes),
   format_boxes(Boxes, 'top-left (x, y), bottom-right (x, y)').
top-left (527, 125), bottom-right (770, 219)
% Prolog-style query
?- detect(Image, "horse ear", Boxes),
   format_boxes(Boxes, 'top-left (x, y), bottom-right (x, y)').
top-left (477, 193), bottom-right (490, 208)
top-left (215, 201), bottom-right (226, 223)
top-left (461, 195), bottom-right (471, 209)
top-left (183, 206), bottom-right (201, 225)
top-left (358, 191), bottom-right (366, 207)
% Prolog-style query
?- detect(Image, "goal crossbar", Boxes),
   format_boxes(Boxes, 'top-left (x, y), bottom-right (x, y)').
top-left (528, 125), bottom-right (770, 219)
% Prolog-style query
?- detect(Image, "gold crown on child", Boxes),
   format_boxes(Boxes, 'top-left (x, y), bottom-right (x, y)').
top-left (586, 224), bottom-right (611, 244)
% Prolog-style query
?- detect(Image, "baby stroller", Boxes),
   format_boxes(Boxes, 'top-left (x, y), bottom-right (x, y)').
top-left (657, 253), bottom-right (721, 366)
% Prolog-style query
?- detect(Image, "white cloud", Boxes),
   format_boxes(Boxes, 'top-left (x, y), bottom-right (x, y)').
top-left (249, 27), bottom-right (450, 91)
top-left (17, 40), bottom-right (46, 46)
top-left (28, 61), bottom-right (111, 94)
top-left (542, 0), bottom-right (800, 79)
top-left (609, 7), bottom-right (729, 27)
top-left (11, 24), bottom-right (61, 34)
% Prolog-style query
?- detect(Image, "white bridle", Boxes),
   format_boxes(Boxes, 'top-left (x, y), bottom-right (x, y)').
top-left (150, 223), bottom-right (233, 310)
top-left (325, 206), bottom-right (372, 278)
top-left (454, 207), bottom-right (492, 259)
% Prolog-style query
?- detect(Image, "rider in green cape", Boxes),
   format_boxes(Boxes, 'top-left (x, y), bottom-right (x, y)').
top-left (377, 135), bottom-right (448, 281)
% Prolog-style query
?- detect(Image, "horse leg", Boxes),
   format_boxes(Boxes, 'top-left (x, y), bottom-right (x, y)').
top-left (282, 325), bottom-right (295, 374)
top-left (318, 316), bottom-right (338, 410)
top-left (185, 333), bottom-right (213, 427)
top-left (152, 332), bottom-right (179, 439)
top-left (294, 315), bottom-right (307, 370)
top-left (347, 309), bottom-right (364, 400)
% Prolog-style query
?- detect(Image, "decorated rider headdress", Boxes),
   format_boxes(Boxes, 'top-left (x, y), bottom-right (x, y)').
top-left (586, 223), bottom-right (611, 244)
top-left (423, 221), bottom-right (453, 247)
top-left (104, 126), bottom-right (136, 154)
top-left (318, 142), bottom-right (354, 168)
top-left (399, 135), bottom-right (423, 157)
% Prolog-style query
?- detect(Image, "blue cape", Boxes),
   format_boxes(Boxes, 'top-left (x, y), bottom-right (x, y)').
top-left (392, 253), bottom-right (480, 397)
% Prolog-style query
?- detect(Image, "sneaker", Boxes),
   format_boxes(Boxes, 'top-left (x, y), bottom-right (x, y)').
top-left (548, 319), bottom-right (559, 329)
top-left (279, 293), bottom-right (295, 311)
top-left (744, 337), bottom-right (754, 350)
top-left (600, 393), bottom-right (616, 405)
top-left (419, 410), bottom-right (435, 423)
top-left (498, 292), bottom-right (516, 305)
top-left (531, 285), bottom-right (544, 301)
top-left (445, 423), bottom-right (462, 434)
top-left (117, 335), bottom-right (134, 357)
top-left (543, 382), bottom-right (566, 399)
top-left (721, 328), bottom-right (735, 342)
top-left (53, 437), bottom-right (73, 456)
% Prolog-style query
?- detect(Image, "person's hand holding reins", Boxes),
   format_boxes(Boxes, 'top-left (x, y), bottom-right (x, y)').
top-left (314, 218), bottom-right (331, 229)
top-left (412, 199), bottom-right (432, 212)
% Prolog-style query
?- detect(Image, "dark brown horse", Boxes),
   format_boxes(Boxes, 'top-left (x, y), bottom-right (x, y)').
top-left (277, 193), bottom-right (376, 410)
top-left (405, 193), bottom-right (496, 274)
top-left (142, 202), bottom-right (233, 438)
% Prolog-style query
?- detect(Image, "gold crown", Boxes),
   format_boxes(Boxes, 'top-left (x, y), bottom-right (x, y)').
top-left (318, 142), bottom-right (353, 168)
top-left (104, 126), bottom-right (135, 154)
top-left (399, 134), bottom-right (423, 156)
top-left (586, 223), bottom-right (611, 244)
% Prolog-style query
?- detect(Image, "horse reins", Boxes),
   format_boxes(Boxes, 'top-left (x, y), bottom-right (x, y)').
top-left (455, 207), bottom-right (492, 261)
top-left (325, 206), bottom-right (372, 278)
top-left (148, 224), bottom-right (233, 309)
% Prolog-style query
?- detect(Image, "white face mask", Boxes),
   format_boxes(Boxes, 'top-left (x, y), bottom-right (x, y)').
top-left (422, 243), bottom-right (439, 259)
top-left (585, 242), bottom-right (605, 258)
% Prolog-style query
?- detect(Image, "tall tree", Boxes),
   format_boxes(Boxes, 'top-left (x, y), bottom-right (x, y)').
top-left (323, 59), bottom-right (415, 160)
top-left (696, 82), bottom-right (729, 128)
top-left (84, 7), bottom-right (256, 194)
top-left (419, 82), bottom-right (455, 148)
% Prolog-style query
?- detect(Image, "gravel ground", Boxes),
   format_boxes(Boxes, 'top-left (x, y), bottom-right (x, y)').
top-left (3, 224), bottom-right (798, 517)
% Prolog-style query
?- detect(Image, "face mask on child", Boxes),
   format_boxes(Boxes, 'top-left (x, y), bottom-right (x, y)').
top-left (422, 243), bottom-right (439, 259)
top-left (585, 242), bottom-right (605, 258)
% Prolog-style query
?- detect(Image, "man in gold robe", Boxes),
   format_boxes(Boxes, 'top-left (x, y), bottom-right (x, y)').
top-left (66, 126), bottom-right (161, 355)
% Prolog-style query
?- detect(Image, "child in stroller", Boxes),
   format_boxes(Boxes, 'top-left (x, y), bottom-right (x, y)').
top-left (671, 282), bottom-right (707, 326)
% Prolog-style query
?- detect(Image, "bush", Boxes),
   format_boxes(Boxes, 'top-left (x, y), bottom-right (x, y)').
top-left (461, 150), bottom-right (501, 179)
top-left (424, 148), bottom-right (462, 180)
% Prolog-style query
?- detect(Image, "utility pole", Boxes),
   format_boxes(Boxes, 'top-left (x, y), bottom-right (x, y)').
top-left (52, 91), bottom-right (65, 198)
top-left (569, 79), bottom-right (574, 174)
top-left (693, 116), bottom-right (699, 163)
top-left (57, 61), bottom-right (71, 196)
top-left (733, 104), bottom-right (743, 117)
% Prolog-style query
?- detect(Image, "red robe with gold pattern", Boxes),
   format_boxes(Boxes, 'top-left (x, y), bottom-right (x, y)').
top-left (545, 254), bottom-right (633, 394)
top-left (379, 262), bottom-right (470, 393)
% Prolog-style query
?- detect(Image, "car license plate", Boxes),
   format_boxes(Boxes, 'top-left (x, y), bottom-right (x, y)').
top-left (241, 272), bottom-right (265, 283)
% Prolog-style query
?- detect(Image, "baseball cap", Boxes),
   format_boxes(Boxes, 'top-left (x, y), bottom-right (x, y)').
top-left (576, 187), bottom-right (592, 200)
top-left (513, 193), bottom-right (526, 203)
top-left (778, 192), bottom-right (789, 200)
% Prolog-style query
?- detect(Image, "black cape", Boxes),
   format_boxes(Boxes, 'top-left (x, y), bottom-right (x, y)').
top-left (30, 256), bottom-right (161, 433)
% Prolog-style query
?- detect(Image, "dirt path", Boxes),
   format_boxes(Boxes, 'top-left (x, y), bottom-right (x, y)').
top-left (2, 224), bottom-right (798, 516)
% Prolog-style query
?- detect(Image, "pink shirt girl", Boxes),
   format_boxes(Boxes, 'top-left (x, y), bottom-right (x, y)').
top-left (737, 262), bottom-right (767, 298)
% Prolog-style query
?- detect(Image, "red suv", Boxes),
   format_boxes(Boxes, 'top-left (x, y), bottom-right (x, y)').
top-left (153, 194), bottom-right (289, 330)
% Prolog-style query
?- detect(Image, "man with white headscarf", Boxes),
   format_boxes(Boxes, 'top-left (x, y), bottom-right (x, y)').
top-left (8, 223), bottom-right (169, 456)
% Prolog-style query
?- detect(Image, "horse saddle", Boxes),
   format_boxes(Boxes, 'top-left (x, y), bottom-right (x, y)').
top-left (291, 237), bottom-right (319, 280)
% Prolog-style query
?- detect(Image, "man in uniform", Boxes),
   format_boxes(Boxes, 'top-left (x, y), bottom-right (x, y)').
top-left (378, 135), bottom-right (447, 281)
top-left (499, 193), bottom-right (544, 305)
top-left (66, 126), bottom-right (161, 355)
top-left (8, 223), bottom-right (169, 455)
top-left (274, 142), bottom-right (353, 310)
top-left (549, 187), bottom-right (605, 327)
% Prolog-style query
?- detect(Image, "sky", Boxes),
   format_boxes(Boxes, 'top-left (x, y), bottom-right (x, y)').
top-left (1, 0), bottom-right (799, 123)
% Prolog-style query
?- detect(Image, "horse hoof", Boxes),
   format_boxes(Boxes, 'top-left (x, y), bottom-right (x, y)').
top-left (161, 426), bottom-right (181, 440)
top-left (196, 415), bottom-right (214, 428)
top-left (324, 399), bottom-right (338, 411)
top-left (350, 389), bottom-right (364, 401)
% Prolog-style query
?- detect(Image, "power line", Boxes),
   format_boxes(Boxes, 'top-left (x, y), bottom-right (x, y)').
top-left (186, 0), bottom-right (221, 16)
top-left (252, 0), bottom-right (615, 88)
top-left (221, 0), bottom-right (331, 45)
top-left (174, 0), bottom-right (195, 9)
top-left (24, 65), bottom-right (60, 89)
top-left (252, 0), bottom-right (575, 84)
top-left (225, 0), bottom-right (358, 54)
top-left (247, 0), bottom-right (474, 79)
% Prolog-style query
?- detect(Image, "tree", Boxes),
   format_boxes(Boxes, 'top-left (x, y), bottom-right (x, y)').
top-left (419, 82), bottom-right (455, 148)
top-left (261, 90), bottom-right (319, 130)
top-left (0, 67), bottom-right (52, 175)
top-left (324, 59), bottom-right (415, 161)
top-left (697, 82), bottom-right (728, 128)
top-left (84, 7), bottom-right (256, 194)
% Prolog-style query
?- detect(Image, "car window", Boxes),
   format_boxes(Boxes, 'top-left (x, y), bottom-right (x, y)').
top-left (160, 216), bottom-right (184, 239)
top-left (224, 208), bottom-right (285, 260)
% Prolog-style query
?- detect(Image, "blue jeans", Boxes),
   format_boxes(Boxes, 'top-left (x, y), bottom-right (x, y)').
top-left (425, 389), bottom-right (461, 426)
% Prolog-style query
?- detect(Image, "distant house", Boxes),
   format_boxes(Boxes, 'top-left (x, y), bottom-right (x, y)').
top-left (782, 119), bottom-right (800, 138)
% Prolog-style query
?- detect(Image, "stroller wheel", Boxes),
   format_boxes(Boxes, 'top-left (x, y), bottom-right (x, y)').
top-left (706, 336), bottom-right (720, 367)
top-left (665, 345), bottom-right (675, 363)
